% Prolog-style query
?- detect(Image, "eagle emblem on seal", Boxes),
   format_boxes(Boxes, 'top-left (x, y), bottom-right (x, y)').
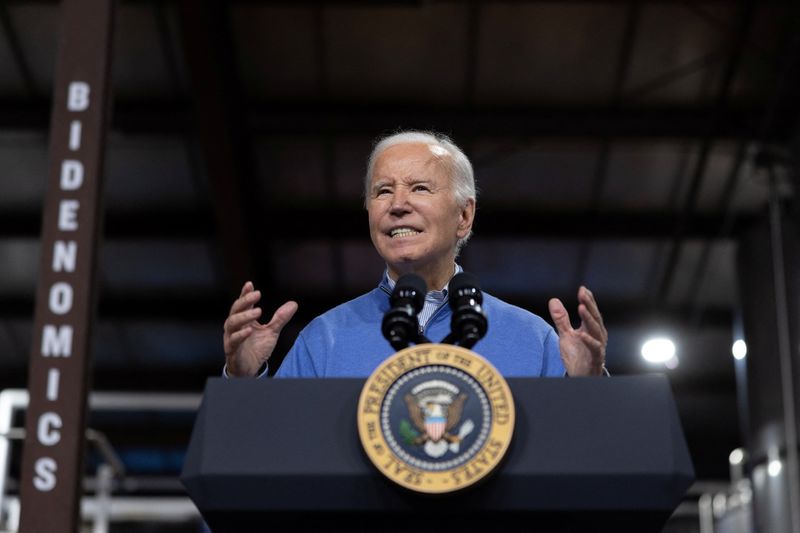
top-left (401, 380), bottom-right (475, 458)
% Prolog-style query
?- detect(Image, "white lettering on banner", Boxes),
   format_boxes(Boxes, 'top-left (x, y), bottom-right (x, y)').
top-left (33, 80), bottom-right (93, 493)
top-left (67, 82), bottom-right (90, 111)
top-left (68, 120), bottom-right (82, 151)
top-left (57, 200), bottom-right (79, 231)
top-left (33, 458), bottom-right (57, 492)
top-left (41, 325), bottom-right (73, 357)
top-left (48, 283), bottom-right (73, 315)
top-left (60, 160), bottom-right (83, 190)
top-left (46, 369), bottom-right (61, 401)
top-left (52, 241), bottom-right (77, 272)
top-left (37, 412), bottom-right (62, 446)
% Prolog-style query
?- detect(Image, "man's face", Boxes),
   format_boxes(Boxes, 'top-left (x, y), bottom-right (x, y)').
top-left (367, 143), bottom-right (475, 280)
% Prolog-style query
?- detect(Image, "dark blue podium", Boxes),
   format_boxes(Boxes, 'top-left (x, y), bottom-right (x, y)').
top-left (182, 375), bottom-right (694, 532)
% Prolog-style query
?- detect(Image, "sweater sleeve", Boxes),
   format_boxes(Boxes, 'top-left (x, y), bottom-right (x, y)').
top-left (274, 332), bottom-right (320, 378)
top-left (541, 326), bottom-right (567, 377)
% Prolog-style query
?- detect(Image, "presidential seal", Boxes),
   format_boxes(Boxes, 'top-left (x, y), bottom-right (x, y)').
top-left (357, 343), bottom-right (515, 494)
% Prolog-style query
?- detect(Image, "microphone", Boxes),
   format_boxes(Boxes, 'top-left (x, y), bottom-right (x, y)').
top-left (445, 272), bottom-right (488, 349)
top-left (382, 273), bottom-right (429, 351)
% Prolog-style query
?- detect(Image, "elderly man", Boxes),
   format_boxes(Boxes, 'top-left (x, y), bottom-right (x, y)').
top-left (223, 131), bottom-right (607, 378)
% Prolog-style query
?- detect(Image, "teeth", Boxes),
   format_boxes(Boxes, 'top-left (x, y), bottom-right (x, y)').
top-left (391, 228), bottom-right (420, 238)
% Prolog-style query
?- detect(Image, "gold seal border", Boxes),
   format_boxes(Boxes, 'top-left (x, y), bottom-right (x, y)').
top-left (357, 343), bottom-right (515, 494)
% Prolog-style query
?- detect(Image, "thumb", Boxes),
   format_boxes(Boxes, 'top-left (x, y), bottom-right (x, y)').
top-left (548, 298), bottom-right (573, 335)
top-left (265, 301), bottom-right (299, 333)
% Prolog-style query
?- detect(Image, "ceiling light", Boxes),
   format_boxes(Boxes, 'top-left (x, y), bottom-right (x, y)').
top-left (768, 459), bottom-right (782, 477)
top-left (641, 338), bottom-right (676, 364)
top-left (729, 448), bottom-right (744, 466)
top-left (732, 340), bottom-right (747, 360)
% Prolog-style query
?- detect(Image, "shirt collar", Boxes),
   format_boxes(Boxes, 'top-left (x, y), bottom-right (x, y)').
top-left (381, 263), bottom-right (463, 299)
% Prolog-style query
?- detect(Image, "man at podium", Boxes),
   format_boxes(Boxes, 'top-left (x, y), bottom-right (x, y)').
top-left (222, 131), bottom-right (608, 379)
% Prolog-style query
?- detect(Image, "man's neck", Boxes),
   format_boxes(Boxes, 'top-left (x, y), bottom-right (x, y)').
top-left (387, 261), bottom-right (457, 292)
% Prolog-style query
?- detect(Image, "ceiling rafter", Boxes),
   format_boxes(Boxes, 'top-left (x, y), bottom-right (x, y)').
top-left (654, 0), bottom-right (757, 304)
top-left (574, 0), bottom-right (641, 288)
top-left (0, 208), bottom-right (758, 240)
top-left (0, 101), bottom-right (793, 139)
top-left (0, 2), bottom-right (38, 98)
top-left (177, 0), bottom-right (260, 295)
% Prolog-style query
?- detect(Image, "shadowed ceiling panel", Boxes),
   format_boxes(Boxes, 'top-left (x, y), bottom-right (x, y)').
top-left (0, 28), bottom-right (24, 95)
top-left (463, 239), bottom-right (582, 296)
top-left (271, 240), bottom-right (336, 291)
top-left (104, 135), bottom-right (199, 211)
top-left (603, 140), bottom-right (693, 211)
top-left (666, 240), bottom-right (736, 306)
top-left (111, 321), bottom-right (221, 367)
top-left (334, 136), bottom-right (373, 202)
top-left (624, 3), bottom-right (733, 106)
top-left (256, 137), bottom-right (327, 201)
top-left (111, 5), bottom-right (175, 99)
top-left (0, 240), bottom-right (38, 294)
top-left (325, 4), bottom-right (468, 104)
top-left (232, 6), bottom-right (318, 100)
top-left (583, 240), bottom-right (657, 300)
top-left (99, 241), bottom-right (217, 291)
top-left (473, 140), bottom-right (599, 208)
top-left (0, 131), bottom-right (48, 209)
top-left (7, 4), bottom-right (58, 92)
top-left (341, 241), bottom-right (386, 291)
top-left (730, 162), bottom-right (771, 212)
top-left (731, 3), bottom-right (792, 104)
top-left (688, 241), bottom-right (737, 309)
top-left (476, 3), bottom-right (626, 105)
top-left (694, 141), bottom-right (743, 213)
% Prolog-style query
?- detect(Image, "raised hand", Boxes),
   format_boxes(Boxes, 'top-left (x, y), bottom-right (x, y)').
top-left (548, 286), bottom-right (607, 376)
top-left (223, 281), bottom-right (298, 377)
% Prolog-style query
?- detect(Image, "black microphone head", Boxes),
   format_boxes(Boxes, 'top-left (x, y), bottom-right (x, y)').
top-left (448, 272), bottom-right (483, 307)
top-left (392, 273), bottom-right (427, 313)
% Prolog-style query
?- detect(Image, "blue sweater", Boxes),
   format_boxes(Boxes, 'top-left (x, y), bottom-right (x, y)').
top-left (275, 280), bottom-right (565, 378)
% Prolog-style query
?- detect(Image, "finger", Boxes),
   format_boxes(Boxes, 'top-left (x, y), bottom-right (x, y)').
top-left (578, 331), bottom-right (606, 360)
top-left (224, 307), bottom-right (262, 334)
top-left (239, 281), bottom-right (253, 298)
top-left (548, 298), bottom-right (573, 336)
top-left (229, 289), bottom-right (261, 315)
top-left (579, 286), bottom-right (604, 327)
top-left (578, 303), bottom-right (607, 343)
top-left (224, 326), bottom-right (253, 355)
top-left (264, 301), bottom-right (299, 333)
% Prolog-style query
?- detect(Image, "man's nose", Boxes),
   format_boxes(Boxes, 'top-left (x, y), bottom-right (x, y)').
top-left (390, 189), bottom-right (411, 214)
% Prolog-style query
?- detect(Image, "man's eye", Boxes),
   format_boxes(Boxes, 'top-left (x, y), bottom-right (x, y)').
top-left (376, 188), bottom-right (391, 196)
top-left (413, 185), bottom-right (430, 192)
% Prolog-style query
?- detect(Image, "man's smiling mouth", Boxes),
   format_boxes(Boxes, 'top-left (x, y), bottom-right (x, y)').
top-left (390, 227), bottom-right (421, 238)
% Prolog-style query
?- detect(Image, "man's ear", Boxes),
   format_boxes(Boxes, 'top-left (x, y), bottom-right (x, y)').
top-left (457, 198), bottom-right (476, 238)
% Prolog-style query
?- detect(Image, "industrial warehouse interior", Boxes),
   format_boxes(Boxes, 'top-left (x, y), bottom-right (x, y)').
top-left (0, 0), bottom-right (799, 531)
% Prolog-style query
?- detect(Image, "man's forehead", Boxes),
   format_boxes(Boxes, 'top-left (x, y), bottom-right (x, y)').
top-left (380, 142), bottom-right (451, 161)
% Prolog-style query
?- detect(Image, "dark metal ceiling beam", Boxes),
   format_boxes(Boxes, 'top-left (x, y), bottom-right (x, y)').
top-left (0, 208), bottom-right (756, 240)
top-left (0, 293), bottom-right (734, 330)
top-left (0, 100), bottom-right (794, 139)
top-left (574, 0), bottom-right (640, 287)
top-left (654, 0), bottom-right (756, 303)
top-left (177, 0), bottom-right (259, 294)
top-left (0, 2), bottom-right (38, 98)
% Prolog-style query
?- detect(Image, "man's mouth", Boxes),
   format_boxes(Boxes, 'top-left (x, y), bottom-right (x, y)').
top-left (389, 227), bottom-right (421, 238)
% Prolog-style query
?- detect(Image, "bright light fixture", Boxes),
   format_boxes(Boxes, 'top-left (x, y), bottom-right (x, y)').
top-left (732, 340), bottom-right (747, 360)
top-left (641, 338), bottom-right (676, 363)
top-left (768, 459), bottom-right (782, 477)
top-left (729, 448), bottom-right (744, 466)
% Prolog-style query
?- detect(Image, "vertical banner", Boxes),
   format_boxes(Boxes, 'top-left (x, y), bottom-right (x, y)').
top-left (18, 0), bottom-right (114, 531)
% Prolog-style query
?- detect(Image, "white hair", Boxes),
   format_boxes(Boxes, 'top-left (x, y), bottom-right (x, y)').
top-left (364, 130), bottom-right (477, 252)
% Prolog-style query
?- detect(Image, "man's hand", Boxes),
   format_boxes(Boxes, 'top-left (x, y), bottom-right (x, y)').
top-left (223, 281), bottom-right (298, 377)
top-left (548, 286), bottom-right (607, 376)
